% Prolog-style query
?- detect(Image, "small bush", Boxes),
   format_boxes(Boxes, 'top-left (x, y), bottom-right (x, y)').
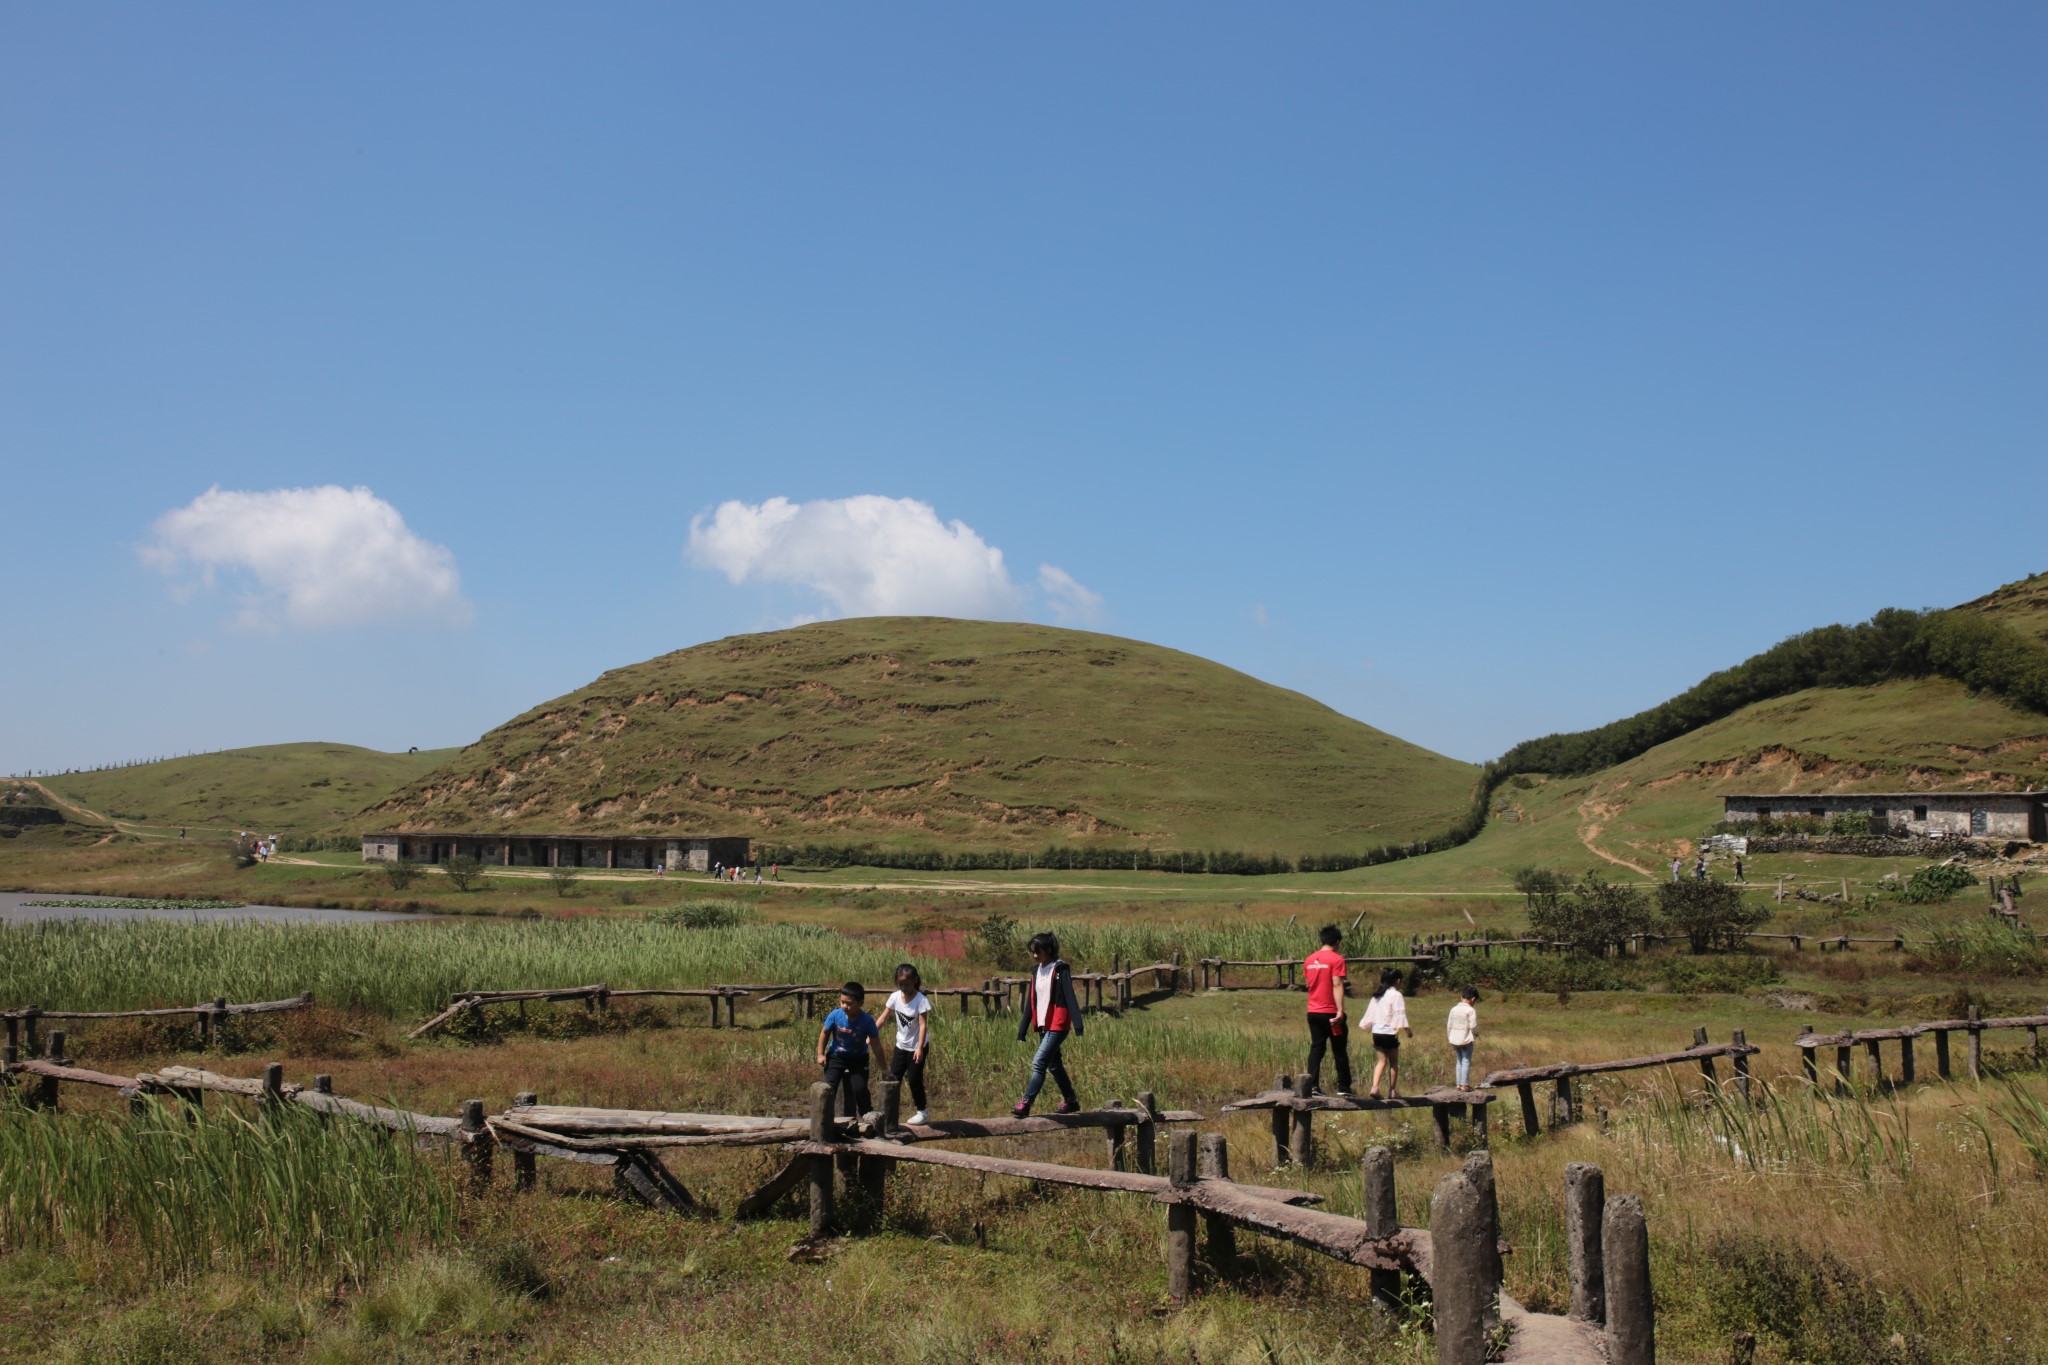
top-left (1524, 871), bottom-right (1654, 956)
top-left (972, 911), bottom-right (1023, 969)
top-left (1893, 862), bottom-right (1978, 904)
top-left (646, 902), bottom-right (755, 929)
top-left (1655, 953), bottom-right (1781, 994)
top-left (440, 855), bottom-right (486, 892)
top-left (1445, 952), bottom-right (1633, 995)
top-left (546, 864), bottom-right (580, 898)
top-left (1657, 879), bottom-right (1772, 952)
top-left (381, 858), bottom-right (423, 891)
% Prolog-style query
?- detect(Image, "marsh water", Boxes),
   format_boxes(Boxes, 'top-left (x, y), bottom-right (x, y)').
top-left (0, 891), bottom-right (433, 925)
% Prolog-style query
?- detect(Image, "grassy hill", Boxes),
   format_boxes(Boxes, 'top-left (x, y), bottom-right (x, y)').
top-left (362, 618), bottom-right (1478, 854)
top-left (1960, 569), bottom-right (2048, 646)
top-left (36, 743), bottom-right (461, 835)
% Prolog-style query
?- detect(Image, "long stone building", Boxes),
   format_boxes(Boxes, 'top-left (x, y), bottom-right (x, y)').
top-left (361, 832), bottom-right (752, 873)
top-left (1721, 791), bottom-right (2047, 841)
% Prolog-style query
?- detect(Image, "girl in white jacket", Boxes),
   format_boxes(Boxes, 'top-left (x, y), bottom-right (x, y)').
top-left (1447, 986), bottom-right (1479, 1089)
top-left (1360, 968), bottom-right (1413, 1099)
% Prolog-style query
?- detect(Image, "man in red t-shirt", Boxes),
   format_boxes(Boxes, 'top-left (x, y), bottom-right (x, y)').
top-left (1303, 924), bottom-right (1352, 1095)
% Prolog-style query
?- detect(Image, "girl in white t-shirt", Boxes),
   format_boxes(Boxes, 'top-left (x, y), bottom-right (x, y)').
top-left (1360, 967), bottom-right (1414, 1100)
top-left (882, 963), bottom-right (934, 1125)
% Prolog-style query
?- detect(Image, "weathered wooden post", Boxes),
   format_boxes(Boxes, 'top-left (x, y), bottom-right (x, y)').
top-left (1135, 1091), bottom-right (1158, 1175)
top-left (1289, 1075), bottom-right (1315, 1167)
top-left (1429, 1158), bottom-right (1498, 1364)
top-left (37, 1029), bottom-right (66, 1110)
top-left (260, 1063), bottom-right (286, 1121)
top-left (512, 1091), bottom-right (538, 1192)
top-left (1900, 1030), bottom-right (1916, 1085)
top-left (1165, 1130), bottom-right (1197, 1303)
top-left (459, 1099), bottom-right (492, 1194)
top-left (1433, 1098), bottom-right (1454, 1153)
top-left (1799, 1026), bottom-right (1818, 1085)
top-left (1105, 1104), bottom-right (1129, 1172)
top-left (1554, 1073), bottom-right (1577, 1127)
top-left (807, 1081), bottom-right (836, 1237)
top-left (1270, 1074), bottom-right (1293, 1166)
top-left (1603, 1193), bottom-right (1654, 1365)
top-left (310, 1074), bottom-right (334, 1126)
top-left (1934, 1025), bottom-right (1952, 1079)
top-left (1565, 1162), bottom-right (1606, 1324)
top-left (0, 1044), bottom-right (15, 1107)
top-left (1731, 1029), bottom-right (1752, 1103)
top-left (1197, 1133), bottom-right (1236, 1274)
top-left (1516, 1079), bottom-right (1542, 1137)
top-left (1865, 1037), bottom-right (1884, 1087)
top-left (1834, 1042), bottom-right (1853, 1097)
top-left (708, 994), bottom-right (721, 1029)
top-left (1968, 1005), bottom-right (1983, 1081)
top-left (725, 991), bottom-right (739, 1029)
top-left (860, 1079), bottom-right (898, 1227)
top-left (1693, 1028), bottom-right (1718, 1087)
top-left (1362, 1146), bottom-right (1400, 1311)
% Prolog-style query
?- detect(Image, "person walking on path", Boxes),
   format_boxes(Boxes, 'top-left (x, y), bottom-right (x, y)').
top-left (1361, 968), bottom-right (1413, 1100)
top-left (882, 963), bottom-right (933, 1126)
top-left (1671, 856), bottom-right (1683, 882)
top-left (816, 982), bottom-right (885, 1120)
top-left (1447, 986), bottom-right (1480, 1090)
top-left (1013, 932), bottom-right (1084, 1116)
top-left (1302, 924), bottom-right (1352, 1095)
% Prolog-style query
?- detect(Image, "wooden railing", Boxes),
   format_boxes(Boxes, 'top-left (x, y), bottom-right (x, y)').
top-left (2, 994), bottom-right (313, 1051)
top-left (1796, 1006), bottom-right (2048, 1091)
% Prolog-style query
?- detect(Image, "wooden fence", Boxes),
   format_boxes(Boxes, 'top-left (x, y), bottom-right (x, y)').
top-left (1481, 1028), bottom-right (1759, 1138)
top-left (1224, 1075), bottom-right (1496, 1159)
top-left (2, 994), bottom-right (313, 1051)
top-left (1797, 1005), bottom-right (2048, 1091)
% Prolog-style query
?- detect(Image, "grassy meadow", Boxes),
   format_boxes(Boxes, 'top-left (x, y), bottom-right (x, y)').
top-left (5, 872), bottom-right (2048, 1363)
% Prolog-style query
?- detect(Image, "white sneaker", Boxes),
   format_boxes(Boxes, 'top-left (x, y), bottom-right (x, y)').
top-left (908, 1110), bottom-right (929, 1125)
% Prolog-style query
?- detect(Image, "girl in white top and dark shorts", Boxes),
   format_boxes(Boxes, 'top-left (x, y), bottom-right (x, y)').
top-left (881, 963), bottom-right (933, 1125)
top-left (1360, 967), bottom-right (1414, 1099)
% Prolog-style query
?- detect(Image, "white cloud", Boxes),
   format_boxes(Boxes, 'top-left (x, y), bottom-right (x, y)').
top-left (1038, 564), bottom-right (1104, 626)
top-left (142, 485), bottom-right (473, 630)
top-left (686, 494), bottom-right (1102, 625)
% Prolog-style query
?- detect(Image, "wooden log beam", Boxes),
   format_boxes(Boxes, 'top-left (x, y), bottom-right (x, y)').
top-left (734, 1155), bottom-right (810, 1220)
top-left (1481, 1041), bottom-right (1758, 1088)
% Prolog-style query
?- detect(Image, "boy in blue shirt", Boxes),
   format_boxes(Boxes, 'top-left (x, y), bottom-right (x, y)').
top-left (816, 981), bottom-right (886, 1119)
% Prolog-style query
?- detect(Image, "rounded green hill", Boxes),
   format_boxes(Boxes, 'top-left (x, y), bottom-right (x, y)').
top-left (363, 618), bottom-right (1477, 854)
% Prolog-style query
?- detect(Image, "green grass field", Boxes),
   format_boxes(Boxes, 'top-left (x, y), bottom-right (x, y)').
top-left (30, 743), bottom-right (460, 837)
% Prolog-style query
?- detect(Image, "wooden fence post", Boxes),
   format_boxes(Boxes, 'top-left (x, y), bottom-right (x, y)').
top-left (1900, 1032), bottom-right (1916, 1085)
top-left (1362, 1146), bottom-right (1400, 1311)
top-left (1135, 1091), bottom-right (1158, 1175)
top-left (860, 1079), bottom-right (898, 1227)
top-left (1198, 1134), bottom-right (1236, 1274)
top-left (207, 997), bottom-right (227, 1049)
top-left (1429, 1159), bottom-right (1498, 1365)
top-left (1693, 1028), bottom-right (1718, 1087)
top-left (459, 1099), bottom-right (492, 1194)
top-left (1165, 1130), bottom-right (1197, 1303)
top-left (1731, 1029), bottom-right (1752, 1103)
top-left (1106, 1104), bottom-right (1128, 1171)
top-left (0, 1044), bottom-right (14, 1108)
top-left (512, 1090), bottom-right (537, 1192)
top-left (1603, 1193), bottom-right (1654, 1365)
top-left (1968, 1006), bottom-right (1983, 1081)
top-left (1835, 1043), bottom-right (1852, 1096)
top-left (260, 1063), bottom-right (285, 1121)
top-left (1270, 1074), bottom-right (1293, 1166)
top-left (37, 1030), bottom-right (65, 1110)
top-left (310, 1074), bottom-right (333, 1126)
top-left (1289, 1075), bottom-right (1315, 1167)
top-left (1864, 1038), bottom-right (1884, 1087)
top-left (1934, 1026), bottom-right (1952, 1080)
top-left (1565, 1161), bottom-right (1606, 1325)
top-left (1553, 1074), bottom-right (1577, 1127)
top-left (1799, 1026), bottom-right (1817, 1085)
top-left (807, 1081), bottom-right (836, 1238)
top-left (1516, 1079), bottom-right (1541, 1137)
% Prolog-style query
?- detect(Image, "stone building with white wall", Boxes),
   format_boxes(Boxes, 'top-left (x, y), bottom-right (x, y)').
top-left (361, 832), bottom-right (752, 873)
top-left (1721, 792), bottom-right (2047, 840)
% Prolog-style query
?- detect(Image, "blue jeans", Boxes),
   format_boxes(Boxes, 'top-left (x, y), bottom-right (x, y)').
top-left (1022, 1029), bottom-right (1076, 1106)
top-left (1453, 1043), bottom-right (1474, 1088)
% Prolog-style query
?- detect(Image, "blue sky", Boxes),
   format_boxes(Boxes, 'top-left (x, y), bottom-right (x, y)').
top-left (4, 5), bottom-right (2044, 774)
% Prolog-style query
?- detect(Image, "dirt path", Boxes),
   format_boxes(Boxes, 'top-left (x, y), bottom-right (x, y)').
top-left (1576, 798), bottom-right (1657, 878)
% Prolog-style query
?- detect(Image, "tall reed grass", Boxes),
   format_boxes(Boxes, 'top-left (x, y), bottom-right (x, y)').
top-left (0, 1101), bottom-right (458, 1282)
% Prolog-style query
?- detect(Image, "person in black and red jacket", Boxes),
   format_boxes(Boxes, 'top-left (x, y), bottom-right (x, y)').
top-left (1013, 932), bottom-right (1085, 1116)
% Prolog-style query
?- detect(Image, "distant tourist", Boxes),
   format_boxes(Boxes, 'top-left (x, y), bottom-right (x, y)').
top-left (1694, 856), bottom-right (1708, 882)
top-left (882, 963), bottom-right (933, 1126)
top-left (1013, 932), bottom-right (1084, 1116)
top-left (1302, 924), bottom-right (1352, 1096)
top-left (816, 981), bottom-right (885, 1119)
top-left (770, 863), bottom-right (779, 881)
top-left (712, 861), bottom-right (722, 880)
top-left (1734, 856), bottom-right (1745, 883)
top-left (1670, 856), bottom-right (1682, 883)
top-left (1360, 967), bottom-right (1413, 1100)
top-left (1447, 985), bottom-right (1480, 1090)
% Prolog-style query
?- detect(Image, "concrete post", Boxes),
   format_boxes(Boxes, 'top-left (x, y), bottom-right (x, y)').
top-left (1166, 1130), bottom-right (1197, 1303)
top-left (1362, 1146), bottom-right (1400, 1310)
top-left (1198, 1133), bottom-right (1236, 1272)
top-left (1429, 1163), bottom-right (1498, 1365)
top-left (1564, 1162), bottom-right (1606, 1324)
top-left (1603, 1194), bottom-right (1654, 1365)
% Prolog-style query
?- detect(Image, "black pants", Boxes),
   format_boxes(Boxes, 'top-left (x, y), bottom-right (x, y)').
top-left (889, 1046), bottom-right (928, 1111)
top-left (1305, 1012), bottom-right (1352, 1093)
top-left (821, 1057), bottom-right (871, 1118)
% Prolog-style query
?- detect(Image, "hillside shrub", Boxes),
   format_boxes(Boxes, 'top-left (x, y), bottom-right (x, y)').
top-left (546, 864), bottom-right (580, 898)
top-left (1445, 952), bottom-right (1633, 995)
top-left (1891, 862), bottom-right (1979, 904)
top-left (1657, 879), bottom-right (1772, 952)
top-left (1524, 871), bottom-right (1654, 956)
top-left (646, 902), bottom-right (755, 929)
top-left (381, 858), bottom-right (423, 891)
